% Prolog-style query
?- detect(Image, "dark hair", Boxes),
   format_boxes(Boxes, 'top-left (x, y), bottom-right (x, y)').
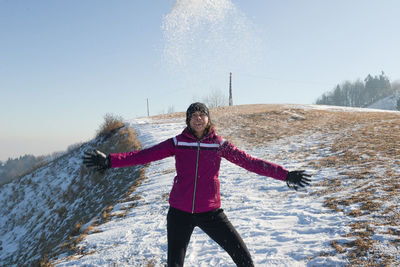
top-left (186, 102), bottom-right (216, 135)
top-left (186, 102), bottom-right (209, 126)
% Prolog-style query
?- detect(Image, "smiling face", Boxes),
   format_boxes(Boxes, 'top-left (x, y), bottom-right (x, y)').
top-left (189, 111), bottom-right (209, 138)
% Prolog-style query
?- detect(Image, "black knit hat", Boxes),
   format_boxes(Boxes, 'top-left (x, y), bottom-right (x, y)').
top-left (186, 102), bottom-right (210, 127)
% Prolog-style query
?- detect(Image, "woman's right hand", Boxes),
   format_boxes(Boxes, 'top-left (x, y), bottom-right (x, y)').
top-left (82, 150), bottom-right (111, 171)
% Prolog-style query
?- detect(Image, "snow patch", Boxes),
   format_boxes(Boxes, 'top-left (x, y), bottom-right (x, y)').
top-left (55, 117), bottom-right (354, 266)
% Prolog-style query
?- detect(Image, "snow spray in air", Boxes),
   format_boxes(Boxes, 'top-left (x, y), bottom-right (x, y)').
top-left (161, 0), bottom-right (262, 74)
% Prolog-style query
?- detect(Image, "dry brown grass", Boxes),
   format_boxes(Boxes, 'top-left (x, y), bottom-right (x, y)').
top-left (213, 105), bottom-right (318, 146)
top-left (47, 123), bottom-right (145, 265)
top-left (33, 255), bottom-right (55, 267)
top-left (96, 113), bottom-right (125, 138)
top-left (115, 126), bottom-right (141, 152)
top-left (210, 104), bottom-right (400, 266)
top-left (54, 104), bottom-right (399, 265)
top-left (137, 105), bottom-right (400, 265)
top-left (331, 240), bottom-right (346, 254)
top-left (310, 111), bottom-right (400, 265)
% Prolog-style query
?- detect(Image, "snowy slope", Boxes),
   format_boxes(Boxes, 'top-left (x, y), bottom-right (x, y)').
top-left (53, 110), bottom-right (367, 266)
top-left (0, 126), bottom-right (143, 266)
top-left (3, 104), bottom-right (398, 266)
top-left (367, 92), bottom-right (400, 110)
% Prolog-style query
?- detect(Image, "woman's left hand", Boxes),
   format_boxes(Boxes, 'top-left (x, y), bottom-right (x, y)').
top-left (286, 170), bottom-right (311, 191)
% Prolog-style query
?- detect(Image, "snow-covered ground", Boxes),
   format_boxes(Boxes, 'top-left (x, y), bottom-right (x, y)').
top-left (54, 113), bottom-right (360, 266)
top-left (367, 92), bottom-right (400, 111)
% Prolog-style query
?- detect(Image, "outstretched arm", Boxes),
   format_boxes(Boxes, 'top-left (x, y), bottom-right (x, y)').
top-left (220, 141), bottom-right (311, 190)
top-left (83, 138), bottom-right (175, 170)
top-left (220, 141), bottom-right (288, 181)
top-left (109, 138), bottom-right (175, 168)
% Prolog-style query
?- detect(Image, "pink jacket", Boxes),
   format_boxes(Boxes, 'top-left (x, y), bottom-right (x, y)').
top-left (109, 128), bottom-right (288, 214)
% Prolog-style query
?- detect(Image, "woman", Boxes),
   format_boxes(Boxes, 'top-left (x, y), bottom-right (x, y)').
top-left (83, 102), bottom-right (311, 267)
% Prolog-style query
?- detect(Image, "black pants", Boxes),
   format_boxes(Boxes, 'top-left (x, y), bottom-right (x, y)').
top-left (167, 207), bottom-right (254, 267)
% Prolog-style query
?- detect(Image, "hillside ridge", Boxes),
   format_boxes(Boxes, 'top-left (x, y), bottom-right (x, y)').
top-left (54, 104), bottom-right (399, 266)
top-left (1, 104), bottom-right (399, 266)
top-left (0, 125), bottom-right (143, 266)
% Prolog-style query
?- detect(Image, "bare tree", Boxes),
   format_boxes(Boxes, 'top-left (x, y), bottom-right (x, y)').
top-left (167, 105), bottom-right (175, 114)
top-left (202, 89), bottom-right (228, 108)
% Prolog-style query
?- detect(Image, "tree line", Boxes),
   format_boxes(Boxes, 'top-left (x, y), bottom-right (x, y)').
top-left (0, 155), bottom-right (43, 185)
top-left (0, 142), bottom-right (84, 186)
top-left (315, 72), bottom-right (399, 108)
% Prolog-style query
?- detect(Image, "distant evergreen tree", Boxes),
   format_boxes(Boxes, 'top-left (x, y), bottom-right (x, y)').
top-left (397, 98), bottom-right (400, 111)
top-left (364, 71), bottom-right (392, 106)
top-left (315, 72), bottom-right (394, 107)
top-left (0, 154), bottom-right (42, 185)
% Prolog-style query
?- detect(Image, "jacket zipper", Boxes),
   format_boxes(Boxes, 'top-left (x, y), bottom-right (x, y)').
top-left (192, 140), bottom-right (201, 213)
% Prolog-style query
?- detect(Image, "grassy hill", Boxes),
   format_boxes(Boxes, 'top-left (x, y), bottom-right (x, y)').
top-left (157, 104), bottom-right (400, 265)
top-left (213, 104), bottom-right (400, 265)
top-left (0, 124), bottom-right (143, 266)
top-left (1, 104), bottom-right (399, 266)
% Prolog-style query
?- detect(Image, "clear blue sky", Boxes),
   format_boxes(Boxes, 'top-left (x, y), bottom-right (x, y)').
top-left (1, 0), bottom-right (399, 161)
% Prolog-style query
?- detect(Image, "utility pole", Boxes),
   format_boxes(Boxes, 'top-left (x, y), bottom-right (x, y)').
top-left (147, 98), bottom-right (150, 117)
top-left (229, 72), bottom-right (233, 106)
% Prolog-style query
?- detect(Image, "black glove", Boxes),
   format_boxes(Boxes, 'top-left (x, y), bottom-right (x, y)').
top-left (82, 150), bottom-right (111, 171)
top-left (286, 170), bottom-right (311, 191)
